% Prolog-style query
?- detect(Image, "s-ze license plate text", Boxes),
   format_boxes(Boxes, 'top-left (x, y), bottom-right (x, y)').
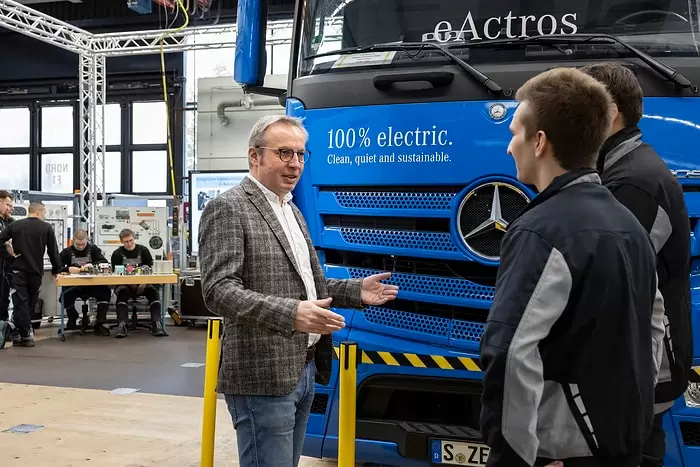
top-left (430, 439), bottom-right (490, 466)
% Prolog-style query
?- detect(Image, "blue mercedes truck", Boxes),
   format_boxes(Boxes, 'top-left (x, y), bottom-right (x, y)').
top-left (233, 0), bottom-right (700, 465)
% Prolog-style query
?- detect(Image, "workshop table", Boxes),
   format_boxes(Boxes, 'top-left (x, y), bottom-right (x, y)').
top-left (55, 273), bottom-right (178, 341)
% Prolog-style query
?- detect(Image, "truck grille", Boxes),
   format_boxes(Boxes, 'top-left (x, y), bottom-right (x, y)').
top-left (339, 228), bottom-right (457, 253)
top-left (334, 190), bottom-right (455, 211)
top-left (316, 185), bottom-right (524, 348)
top-left (364, 306), bottom-right (485, 343)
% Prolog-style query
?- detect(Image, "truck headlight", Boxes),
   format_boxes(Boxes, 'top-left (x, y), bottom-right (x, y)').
top-left (685, 382), bottom-right (700, 408)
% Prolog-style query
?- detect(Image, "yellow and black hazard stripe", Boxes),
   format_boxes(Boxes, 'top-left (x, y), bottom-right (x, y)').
top-left (331, 348), bottom-right (700, 380)
top-left (333, 346), bottom-right (482, 372)
top-left (691, 366), bottom-right (700, 383)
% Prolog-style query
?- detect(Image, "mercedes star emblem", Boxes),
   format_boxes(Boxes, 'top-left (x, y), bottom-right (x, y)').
top-left (489, 103), bottom-right (507, 120)
top-left (463, 184), bottom-right (509, 243)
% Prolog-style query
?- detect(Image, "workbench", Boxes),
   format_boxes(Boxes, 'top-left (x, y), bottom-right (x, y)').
top-left (55, 273), bottom-right (178, 341)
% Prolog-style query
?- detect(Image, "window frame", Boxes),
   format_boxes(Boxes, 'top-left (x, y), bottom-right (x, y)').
top-left (0, 105), bottom-right (32, 191)
top-left (0, 82), bottom-right (184, 198)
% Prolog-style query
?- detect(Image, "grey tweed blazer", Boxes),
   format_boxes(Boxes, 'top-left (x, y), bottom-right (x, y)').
top-left (198, 176), bottom-right (363, 396)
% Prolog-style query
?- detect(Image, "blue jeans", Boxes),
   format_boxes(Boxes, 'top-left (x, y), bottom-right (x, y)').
top-left (225, 360), bottom-right (316, 467)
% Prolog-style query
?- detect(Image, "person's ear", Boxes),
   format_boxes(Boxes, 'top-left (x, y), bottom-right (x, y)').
top-left (534, 130), bottom-right (548, 159)
top-left (610, 102), bottom-right (620, 123)
top-left (609, 102), bottom-right (624, 130)
top-left (248, 147), bottom-right (259, 166)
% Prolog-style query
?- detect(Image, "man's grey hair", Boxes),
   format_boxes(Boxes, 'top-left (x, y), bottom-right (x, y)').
top-left (248, 115), bottom-right (309, 149)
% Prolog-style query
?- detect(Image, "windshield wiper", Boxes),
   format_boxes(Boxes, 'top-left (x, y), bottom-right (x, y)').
top-left (304, 42), bottom-right (510, 96)
top-left (449, 33), bottom-right (697, 93)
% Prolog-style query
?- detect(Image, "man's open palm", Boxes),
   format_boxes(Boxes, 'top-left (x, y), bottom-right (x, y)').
top-left (361, 272), bottom-right (399, 305)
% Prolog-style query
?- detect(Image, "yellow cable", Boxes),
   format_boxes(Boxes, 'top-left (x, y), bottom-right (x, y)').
top-left (158, 0), bottom-right (189, 200)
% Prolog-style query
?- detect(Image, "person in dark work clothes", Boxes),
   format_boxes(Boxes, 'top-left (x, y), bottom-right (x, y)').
top-left (0, 202), bottom-right (61, 347)
top-left (59, 229), bottom-right (112, 336)
top-left (581, 62), bottom-right (693, 467)
top-left (110, 228), bottom-right (165, 338)
top-left (0, 190), bottom-right (15, 347)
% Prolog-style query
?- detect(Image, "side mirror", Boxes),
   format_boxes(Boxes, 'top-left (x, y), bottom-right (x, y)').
top-left (234, 0), bottom-right (269, 87)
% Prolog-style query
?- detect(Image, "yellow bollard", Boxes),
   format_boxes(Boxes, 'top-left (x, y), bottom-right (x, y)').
top-left (200, 318), bottom-right (223, 467)
top-left (338, 341), bottom-right (358, 467)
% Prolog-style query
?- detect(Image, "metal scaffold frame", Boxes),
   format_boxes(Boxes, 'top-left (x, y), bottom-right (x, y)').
top-left (79, 53), bottom-right (106, 233)
top-left (0, 0), bottom-right (295, 236)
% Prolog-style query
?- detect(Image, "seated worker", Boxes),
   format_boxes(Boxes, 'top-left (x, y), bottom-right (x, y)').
top-left (59, 229), bottom-right (111, 336)
top-left (110, 228), bottom-right (165, 338)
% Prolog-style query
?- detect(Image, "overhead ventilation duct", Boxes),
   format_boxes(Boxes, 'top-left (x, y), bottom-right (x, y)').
top-left (217, 93), bottom-right (283, 125)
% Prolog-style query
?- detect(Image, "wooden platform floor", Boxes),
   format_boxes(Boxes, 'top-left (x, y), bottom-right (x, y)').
top-left (0, 323), bottom-right (338, 466)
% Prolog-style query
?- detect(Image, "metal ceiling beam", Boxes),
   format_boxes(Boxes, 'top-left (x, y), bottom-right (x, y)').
top-left (92, 19), bottom-right (298, 56)
top-left (0, 0), bottom-right (92, 54)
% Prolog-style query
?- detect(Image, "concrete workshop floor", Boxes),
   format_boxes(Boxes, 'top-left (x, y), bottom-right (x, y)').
top-left (0, 322), bottom-right (339, 466)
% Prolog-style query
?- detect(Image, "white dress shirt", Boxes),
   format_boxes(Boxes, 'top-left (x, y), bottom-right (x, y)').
top-left (247, 174), bottom-right (320, 347)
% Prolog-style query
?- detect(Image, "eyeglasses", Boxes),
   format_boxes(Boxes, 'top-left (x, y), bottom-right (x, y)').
top-left (256, 146), bottom-right (311, 163)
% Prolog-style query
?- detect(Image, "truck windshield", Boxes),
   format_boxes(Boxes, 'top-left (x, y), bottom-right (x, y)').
top-left (299, 0), bottom-right (700, 75)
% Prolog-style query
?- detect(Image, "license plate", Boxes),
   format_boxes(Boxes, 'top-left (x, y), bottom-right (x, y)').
top-left (430, 439), bottom-right (490, 466)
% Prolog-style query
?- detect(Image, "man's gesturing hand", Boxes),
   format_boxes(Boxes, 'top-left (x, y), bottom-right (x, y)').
top-left (294, 297), bottom-right (345, 334)
top-left (361, 272), bottom-right (399, 305)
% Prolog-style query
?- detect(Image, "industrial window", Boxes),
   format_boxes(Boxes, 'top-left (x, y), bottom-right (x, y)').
top-left (132, 150), bottom-right (167, 193)
top-left (41, 106), bottom-right (74, 148)
top-left (0, 107), bottom-right (31, 191)
top-left (0, 154), bottom-right (30, 191)
top-left (104, 151), bottom-right (121, 193)
top-left (103, 104), bottom-right (122, 146)
top-left (184, 30), bottom-right (236, 102)
top-left (0, 108), bottom-right (30, 148)
top-left (41, 153), bottom-right (73, 194)
top-left (185, 110), bottom-right (196, 173)
top-left (130, 100), bottom-right (171, 194)
top-left (266, 44), bottom-right (273, 75)
top-left (272, 43), bottom-right (291, 74)
top-left (132, 101), bottom-right (167, 145)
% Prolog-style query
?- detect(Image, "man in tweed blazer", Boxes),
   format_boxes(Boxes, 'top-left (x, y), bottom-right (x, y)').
top-left (199, 115), bottom-right (398, 467)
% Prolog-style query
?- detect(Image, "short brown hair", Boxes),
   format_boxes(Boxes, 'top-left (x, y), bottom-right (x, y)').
top-left (515, 67), bottom-right (613, 170)
top-left (579, 62), bottom-right (643, 127)
top-left (28, 201), bottom-right (45, 213)
top-left (0, 190), bottom-right (13, 201)
top-left (119, 228), bottom-right (134, 240)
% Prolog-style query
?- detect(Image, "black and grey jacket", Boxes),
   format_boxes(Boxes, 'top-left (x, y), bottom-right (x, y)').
top-left (480, 169), bottom-right (665, 467)
top-left (598, 125), bottom-right (693, 409)
top-left (110, 244), bottom-right (153, 268)
top-left (59, 244), bottom-right (108, 273)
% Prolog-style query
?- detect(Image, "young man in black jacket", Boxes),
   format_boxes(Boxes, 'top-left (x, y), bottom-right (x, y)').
top-left (581, 62), bottom-right (693, 467)
top-left (58, 229), bottom-right (112, 336)
top-left (110, 228), bottom-right (165, 338)
top-left (0, 201), bottom-right (61, 347)
top-left (479, 67), bottom-right (665, 467)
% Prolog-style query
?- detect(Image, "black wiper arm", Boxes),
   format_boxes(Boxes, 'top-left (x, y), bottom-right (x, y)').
top-left (305, 42), bottom-right (510, 96)
top-left (450, 33), bottom-right (697, 93)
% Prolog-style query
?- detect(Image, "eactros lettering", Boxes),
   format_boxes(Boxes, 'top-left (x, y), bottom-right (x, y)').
top-left (422, 11), bottom-right (578, 42)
